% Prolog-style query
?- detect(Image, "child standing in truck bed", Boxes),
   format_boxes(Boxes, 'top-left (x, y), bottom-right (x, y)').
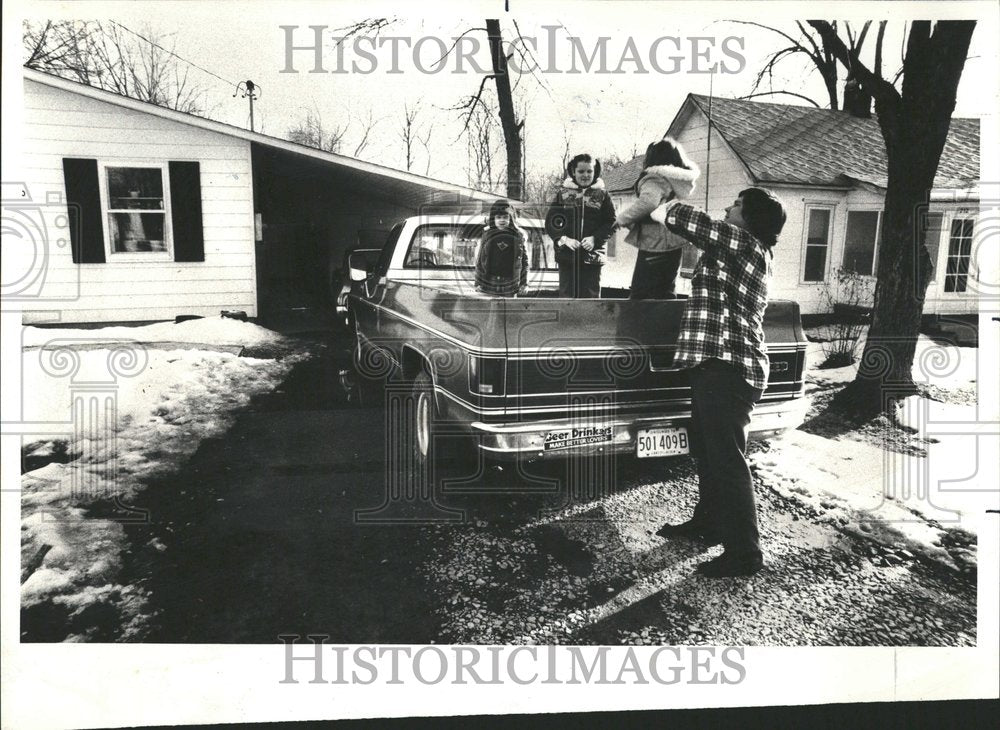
top-left (475, 199), bottom-right (529, 297)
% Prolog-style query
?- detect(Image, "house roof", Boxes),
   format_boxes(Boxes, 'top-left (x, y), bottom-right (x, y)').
top-left (671, 94), bottom-right (980, 191)
top-left (602, 156), bottom-right (646, 193)
top-left (605, 93), bottom-right (980, 195)
top-left (23, 67), bottom-right (497, 208)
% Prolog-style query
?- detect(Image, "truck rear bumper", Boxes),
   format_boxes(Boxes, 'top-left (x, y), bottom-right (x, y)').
top-left (466, 395), bottom-right (810, 461)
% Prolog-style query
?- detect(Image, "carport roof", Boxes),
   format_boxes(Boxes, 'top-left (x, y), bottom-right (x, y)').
top-left (25, 67), bottom-right (498, 209)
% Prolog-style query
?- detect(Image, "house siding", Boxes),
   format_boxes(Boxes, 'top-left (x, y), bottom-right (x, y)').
top-left (604, 115), bottom-right (753, 292)
top-left (21, 78), bottom-right (257, 324)
top-left (660, 104), bottom-right (979, 316)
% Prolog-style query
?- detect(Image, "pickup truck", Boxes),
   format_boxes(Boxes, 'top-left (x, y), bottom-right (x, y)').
top-left (343, 213), bottom-right (808, 467)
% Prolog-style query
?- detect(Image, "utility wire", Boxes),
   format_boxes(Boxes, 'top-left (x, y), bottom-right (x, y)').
top-left (108, 21), bottom-right (240, 90)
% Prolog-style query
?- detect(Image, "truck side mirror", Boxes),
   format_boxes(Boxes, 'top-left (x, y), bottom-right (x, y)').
top-left (348, 249), bottom-right (378, 281)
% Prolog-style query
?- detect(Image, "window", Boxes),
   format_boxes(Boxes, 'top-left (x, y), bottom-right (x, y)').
top-left (405, 224), bottom-right (481, 268)
top-left (374, 223), bottom-right (404, 277)
top-left (803, 206), bottom-right (832, 282)
top-left (922, 212), bottom-right (945, 280)
top-left (842, 210), bottom-right (881, 276)
top-left (944, 218), bottom-right (975, 293)
top-left (404, 223), bottom-right (557, 270)
top-left (103, 165), bottom-right (170, 254)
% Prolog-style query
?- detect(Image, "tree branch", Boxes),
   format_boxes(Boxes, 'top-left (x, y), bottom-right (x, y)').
top-left (738, 91), bottom-right (822, 107)
top-left (807, 20), bottom-right (899, 109)
top-left (429, 26), bottom-right (488, 66)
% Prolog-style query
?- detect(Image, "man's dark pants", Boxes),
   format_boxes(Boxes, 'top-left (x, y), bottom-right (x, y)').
top-left (688, 358), bottom-right (764, 558)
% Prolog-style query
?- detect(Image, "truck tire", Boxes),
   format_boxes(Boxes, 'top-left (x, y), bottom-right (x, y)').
top-left (412, 371), bottom-right (437, 469)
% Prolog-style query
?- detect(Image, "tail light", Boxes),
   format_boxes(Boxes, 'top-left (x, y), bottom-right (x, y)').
top-left (468, 355), bottom-right (506, 395)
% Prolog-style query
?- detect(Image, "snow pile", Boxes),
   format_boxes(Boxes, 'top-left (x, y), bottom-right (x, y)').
top-left (755, 333), bottom-right (983, 571)
top-left (751, 431), bottom-right (978, 570)
top-left (20, 322), bottom-right (300, 639)
top-left (22, 315), bottom-right (285, 349)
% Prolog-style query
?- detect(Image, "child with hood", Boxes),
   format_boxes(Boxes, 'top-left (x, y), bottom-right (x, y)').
top-left (544, 153), bottom-right (617, 298)
top-left (475, 199), bottom-right (529, 297)
top-left (616, 137), bottom-right (700, 299)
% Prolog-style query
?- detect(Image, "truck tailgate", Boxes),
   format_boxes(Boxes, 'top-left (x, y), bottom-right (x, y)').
top-left (502, 297), bottom-right (804, 421)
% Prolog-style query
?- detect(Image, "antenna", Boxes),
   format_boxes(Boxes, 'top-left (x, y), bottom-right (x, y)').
top-left (704, 69), bottom-right (714, 210)
top-left (234, 80), bottom-right (261, 132)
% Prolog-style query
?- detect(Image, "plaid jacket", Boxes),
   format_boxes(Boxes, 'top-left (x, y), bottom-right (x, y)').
top-left (663, 201), bottom-right (772, 390)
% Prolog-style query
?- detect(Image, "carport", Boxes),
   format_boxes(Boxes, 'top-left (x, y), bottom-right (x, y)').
top-left (249, 140), bottom-right (495, 329)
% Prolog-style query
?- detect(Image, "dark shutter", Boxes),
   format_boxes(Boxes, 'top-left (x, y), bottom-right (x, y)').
top-left (169, 161), bottom-right (205, 262)
top-left (62, 158), bottom-right (106, 264)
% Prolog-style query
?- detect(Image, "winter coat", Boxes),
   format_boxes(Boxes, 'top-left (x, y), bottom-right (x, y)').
top-left (475, 225), bottom-right (528, 296)
top-left (616, 164), bottom-right (700, 252)
top-left (544, 177), bottom-right (617, 267)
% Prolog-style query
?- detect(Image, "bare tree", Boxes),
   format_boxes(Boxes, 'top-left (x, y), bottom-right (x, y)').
top-left (804, 20), bottom-right (977, 413)
top-left (287, 106), bottom-right (350, 153)
top-left (287, 103), bottom-right (379, 158)
top-left (399, 102), bottom-right (433, 173)
top-left (736, 20), bottom-right (886, 117)
top-left (464, 100), bottom-right (503, 193)
top-left (23, 20), bottom-right (207, 114)
top-left (446, 19), bottom-right (551, 199)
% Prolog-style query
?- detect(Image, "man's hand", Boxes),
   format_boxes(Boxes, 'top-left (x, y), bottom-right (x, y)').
top-left (560, 237), bottom-right (581, 250)
top-left (581, 236), bottom-right (595, 252)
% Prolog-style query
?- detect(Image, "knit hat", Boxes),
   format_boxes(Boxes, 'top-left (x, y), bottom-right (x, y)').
top-left (488, 199), bottom-right (516, 228)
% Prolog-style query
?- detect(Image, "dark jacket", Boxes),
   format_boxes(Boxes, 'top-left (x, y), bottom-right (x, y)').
top-left (545, 177), bottom-right (617, 267)
top-left (475, 225), bottom-right (528, 296)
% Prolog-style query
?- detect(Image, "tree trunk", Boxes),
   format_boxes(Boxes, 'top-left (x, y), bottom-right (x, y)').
top-left (486, 19), bottom-right (523, 200)
top-left (842, 77), bottom-right (872, 118)
top-left (836, 21), bottom-right (975, 415)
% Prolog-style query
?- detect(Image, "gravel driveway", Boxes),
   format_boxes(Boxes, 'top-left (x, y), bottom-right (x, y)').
top-left (417, 448), bottom-right (976, 647)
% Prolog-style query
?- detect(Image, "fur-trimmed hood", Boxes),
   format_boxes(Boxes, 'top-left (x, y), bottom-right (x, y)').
top-left (560, 177), bottom-right (606, 191)
top-left (637, 163), bottom-right (700, 200)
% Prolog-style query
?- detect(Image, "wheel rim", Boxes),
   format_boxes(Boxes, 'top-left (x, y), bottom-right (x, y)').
top-left (416, 390), bottom-right (431, 458)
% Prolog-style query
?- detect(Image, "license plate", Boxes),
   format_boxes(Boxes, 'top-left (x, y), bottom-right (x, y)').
top-left (637, 427), bottom-right (690, 458)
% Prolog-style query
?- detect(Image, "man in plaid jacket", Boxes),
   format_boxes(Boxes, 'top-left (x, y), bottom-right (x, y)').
top-left (653, 188), bottom-right (787, 577)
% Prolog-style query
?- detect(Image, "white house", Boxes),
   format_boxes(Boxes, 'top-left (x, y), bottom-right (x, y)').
top-left (13, 68), bottom-right (496, 326)
top-left (603, 94), bottom-right (981, 316)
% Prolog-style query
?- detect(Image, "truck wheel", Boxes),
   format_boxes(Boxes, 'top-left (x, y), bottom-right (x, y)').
top-left (412, 371), bottom-right (436, 468)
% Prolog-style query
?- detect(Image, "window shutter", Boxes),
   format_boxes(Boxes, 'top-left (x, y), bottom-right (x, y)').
top-left (169, 161), bottom-right (205, 262)
top-left (62, 158), bottom-right (106, 264)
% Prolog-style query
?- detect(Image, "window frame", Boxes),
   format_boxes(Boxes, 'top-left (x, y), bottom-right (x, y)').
top-left (943, 215), bottom-right (976, 294)
top-left (841, 208), bottom-right (883, 277)
top-left (402, 223), bottom-right (558, 272)
top-left (97, 160), bottom-right (174, 262)
top-left (800, 202), bottom-right (836, 284)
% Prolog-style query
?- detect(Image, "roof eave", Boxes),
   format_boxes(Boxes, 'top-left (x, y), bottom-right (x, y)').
top-left (23, 67), bottom-right (497, 203)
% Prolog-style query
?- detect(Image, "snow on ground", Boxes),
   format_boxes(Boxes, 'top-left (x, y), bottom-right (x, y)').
top-left (19, 319), bottom-right (300, 638)
top-left (751, 430), bottom-right (977, 571)
top-left (754, 331), bottom-right (983, 572)
top-left (21, 315), bottom-right (282, 349)
top-left (805, 330), bottom-right (979, 390)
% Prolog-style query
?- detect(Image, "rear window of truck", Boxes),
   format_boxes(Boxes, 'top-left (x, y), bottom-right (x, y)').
top-left (403, 223), bottom-right (558, 271)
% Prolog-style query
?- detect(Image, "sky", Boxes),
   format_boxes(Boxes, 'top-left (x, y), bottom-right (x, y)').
top-left (12, 0), bottom-right (1000, 191)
